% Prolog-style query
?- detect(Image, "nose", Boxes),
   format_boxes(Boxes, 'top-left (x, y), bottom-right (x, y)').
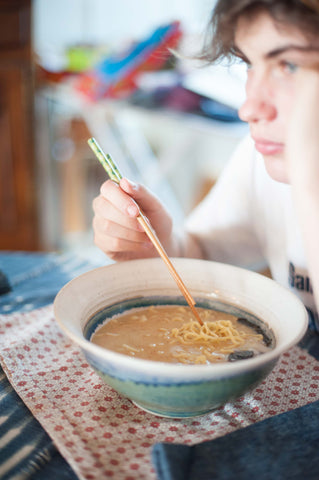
top-left (238, 72), bottom-right (277, 123)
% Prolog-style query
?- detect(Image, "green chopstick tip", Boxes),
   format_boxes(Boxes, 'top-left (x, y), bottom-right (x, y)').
top-left (87, 136), bottom-right (122, 183)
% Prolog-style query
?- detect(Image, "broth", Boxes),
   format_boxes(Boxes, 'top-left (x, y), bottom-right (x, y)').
top-left (90, 304), bottom-right (275, 364)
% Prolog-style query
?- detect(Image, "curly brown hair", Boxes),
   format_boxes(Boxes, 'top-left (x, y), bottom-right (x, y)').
top-left (200, 0), bottom-right (319, 63)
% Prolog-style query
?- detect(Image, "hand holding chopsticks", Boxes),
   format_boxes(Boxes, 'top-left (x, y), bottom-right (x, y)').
top-left (88, 137), bottom-right (203, 326)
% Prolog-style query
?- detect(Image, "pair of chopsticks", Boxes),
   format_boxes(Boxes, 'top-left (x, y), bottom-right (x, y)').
top-left (88, 137), bottom-right (203, 326)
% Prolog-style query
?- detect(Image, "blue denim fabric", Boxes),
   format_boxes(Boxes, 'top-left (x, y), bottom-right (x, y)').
top-left (299, 328), bottom-right (319, 360)
top-left (0, 251), bottom-right (106, 480)
top-left (0, 251), bottom-right (105, 314)
top-left (0, 270), bottom-right (11, 295)
top-left (152, 399), bottom-right (319, 480)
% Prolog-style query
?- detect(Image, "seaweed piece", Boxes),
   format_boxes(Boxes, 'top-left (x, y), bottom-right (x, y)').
top-left (228, 350), bottom-right (255, 362)
top-left (237, 317), bottom-right (273, 347)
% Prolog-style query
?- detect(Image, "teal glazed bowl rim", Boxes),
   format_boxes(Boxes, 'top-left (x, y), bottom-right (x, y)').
top-left (53, 258), bottom-right (308, 416)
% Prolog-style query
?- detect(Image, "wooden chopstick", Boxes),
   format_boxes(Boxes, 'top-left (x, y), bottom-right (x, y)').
top-left (136, 212), bottom-right (203, 324)
top-left (88, 137), bottom-right (203, 326)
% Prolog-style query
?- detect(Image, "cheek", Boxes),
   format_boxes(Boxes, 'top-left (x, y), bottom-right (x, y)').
top-left (276, 83), bottom-right (296, 136)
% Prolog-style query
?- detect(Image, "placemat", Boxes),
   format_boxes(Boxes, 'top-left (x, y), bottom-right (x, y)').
top-left (1, 305), bottom-right (319, 480)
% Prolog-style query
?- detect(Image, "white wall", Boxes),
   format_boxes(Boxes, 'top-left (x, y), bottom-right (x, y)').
top-left (33, 0), bottom-right (216, 59)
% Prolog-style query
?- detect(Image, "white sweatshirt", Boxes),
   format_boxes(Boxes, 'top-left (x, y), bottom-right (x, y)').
top-left (186, 135), bottom-right (318, 331)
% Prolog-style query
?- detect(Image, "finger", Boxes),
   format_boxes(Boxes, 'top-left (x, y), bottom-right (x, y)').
top-left (93, 228), bottom-right (153, 255)
top-left (119, 178), bottom-right (161, 215)
top-left (93, 195), bottom-right (144, 233)
top-left (92, 213), bottom-right (149, 244)
top-left (92, 217), bottom-right (155, 260)
top-left (100, 180), bottom-right (140, 218)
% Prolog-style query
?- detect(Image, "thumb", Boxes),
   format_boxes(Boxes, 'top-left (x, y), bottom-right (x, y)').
top-left (120, 178), bottom-right (173, 247)
top-left (119, 178), bottom-right (158, 213)
top-left (119, 178), bottom-right (142, 199)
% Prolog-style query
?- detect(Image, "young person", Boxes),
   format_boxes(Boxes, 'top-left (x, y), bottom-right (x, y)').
top-left (92, 0), bottom-right (319, 331)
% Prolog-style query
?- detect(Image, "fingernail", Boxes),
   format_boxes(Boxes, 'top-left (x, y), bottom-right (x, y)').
top-left (123, 178), bottom-right (138, 190)
top-left (127, 205), bottom-right (139, 216)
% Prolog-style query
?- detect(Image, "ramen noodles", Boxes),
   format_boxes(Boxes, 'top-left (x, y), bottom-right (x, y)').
top-left (90, 304), bottom-right (274, 364)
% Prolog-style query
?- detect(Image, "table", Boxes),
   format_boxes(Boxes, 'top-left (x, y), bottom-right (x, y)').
top-left (0, 251), bottom-right (105, 480)
top-left (1, 251), bottom-right (319, 480)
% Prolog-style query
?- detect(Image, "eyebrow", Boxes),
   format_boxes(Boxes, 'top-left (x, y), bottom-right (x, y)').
top-left (266, 45), bottom-right (319, 58)
top-left (235, 44), bottom-right (319, 61)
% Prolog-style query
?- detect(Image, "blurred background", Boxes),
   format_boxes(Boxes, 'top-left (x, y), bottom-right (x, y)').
top-left (0, 0), bottom-right (248, 257)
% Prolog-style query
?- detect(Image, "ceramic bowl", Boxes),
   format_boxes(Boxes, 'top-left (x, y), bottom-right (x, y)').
top-left (54, 258), bottom-right (308, 418)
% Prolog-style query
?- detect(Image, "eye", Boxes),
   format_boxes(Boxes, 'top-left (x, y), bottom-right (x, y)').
top-left (280, 61), bottom-right (298, 74)
top-left (240, 59), bottom-right (252, 72)
top-left (236, 56), bottom-right (252, 71)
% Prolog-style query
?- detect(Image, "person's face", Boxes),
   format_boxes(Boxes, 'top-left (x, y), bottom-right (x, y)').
top-left (236, 11), bottom-right (319, 183)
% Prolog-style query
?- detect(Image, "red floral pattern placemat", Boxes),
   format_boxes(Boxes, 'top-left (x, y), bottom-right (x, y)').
top-left (1, 305), bottom-right (319, 480)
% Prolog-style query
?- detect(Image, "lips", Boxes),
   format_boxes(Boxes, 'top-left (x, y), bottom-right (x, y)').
top-left (253, 138), bottom-right (284, 156)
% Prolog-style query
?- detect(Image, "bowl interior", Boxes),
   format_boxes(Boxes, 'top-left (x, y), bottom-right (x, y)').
top-left (84, 294), bottom-right (276, 354)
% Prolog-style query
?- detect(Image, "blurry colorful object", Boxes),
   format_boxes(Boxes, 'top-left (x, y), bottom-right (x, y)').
top-left (75, 21), bottom-right (182, 100)
top-left (66, 45), bottom-right (107, 73)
